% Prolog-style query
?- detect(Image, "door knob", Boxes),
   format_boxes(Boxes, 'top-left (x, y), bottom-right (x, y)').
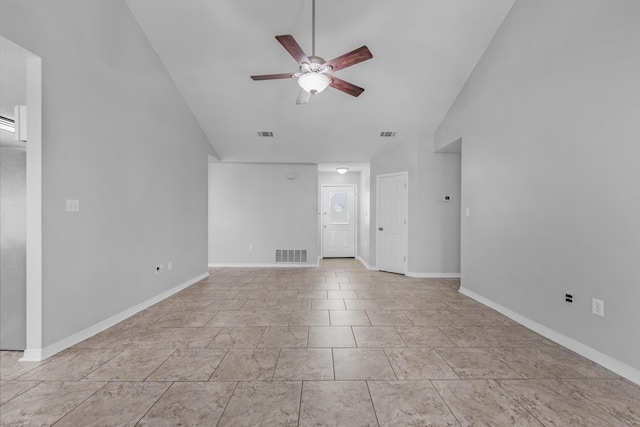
top-left (378, 227), bottom-right (383, 231)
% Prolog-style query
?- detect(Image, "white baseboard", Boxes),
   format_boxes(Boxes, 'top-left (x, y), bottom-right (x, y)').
top-left (20, 272), bottom-right (209, 362)
top-left (407, 272), bottom-right (461, 278)
top-left (459, 286), bottom-right (640, 386)
top-left (356, 256), bottom-right (376, 271)
top-left (208, 261), bottom-right (319, 268)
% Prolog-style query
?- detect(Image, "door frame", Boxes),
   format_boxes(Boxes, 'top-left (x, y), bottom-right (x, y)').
top-left (320, 184), bottom-right (357, 258)
top-left (375, 171), bottom-right (408, 274)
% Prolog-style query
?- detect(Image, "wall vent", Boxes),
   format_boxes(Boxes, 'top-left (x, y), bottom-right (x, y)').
top-left (0, 116), bottom-right (15, 133)
top-left (257, 131), bottom-right (274, 137)
top-left (380, 131), bottom-right (397, 137)
top-left (275, 249), bottom-right (308, 263)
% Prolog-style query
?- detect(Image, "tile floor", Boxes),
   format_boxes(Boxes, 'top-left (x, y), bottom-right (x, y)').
top-left (1, 259), bottom-right (639, 426)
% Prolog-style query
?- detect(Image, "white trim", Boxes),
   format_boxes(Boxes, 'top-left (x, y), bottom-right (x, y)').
top-left (376, 171), bottom-right (409, 275)
top-left (20, 272), bottom-right (208, 362)
top-left (407, 272), bottom-right (461, 278)
top-left (459, 286), bottom-right (640, 386)
top-left (208, 260), bottom-right (320, 268)
top-left (356, 255), bottom-right (377, 271)
top-left (25, 56), bottom-right (42, 353)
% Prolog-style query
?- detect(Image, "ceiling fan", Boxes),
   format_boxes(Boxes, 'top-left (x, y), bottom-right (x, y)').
top-left (250, 0), bottom-right (373, 104)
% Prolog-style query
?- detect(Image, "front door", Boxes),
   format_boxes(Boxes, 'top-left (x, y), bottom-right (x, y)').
top-left (322, 186), bottom-right (356, 258)
top-left (377, 172), bottom-right (407, 274)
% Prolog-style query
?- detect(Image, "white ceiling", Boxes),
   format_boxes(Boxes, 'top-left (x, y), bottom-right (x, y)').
top-left (132, 1), bottom-right (512, 163)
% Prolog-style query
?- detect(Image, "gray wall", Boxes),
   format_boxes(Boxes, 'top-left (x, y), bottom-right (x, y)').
top-left (370, 137), bottom-right (461, 274)
top-left (1, 1), bottom-right (214, 347)
top-left (209, 163), bottom-right (319, 265)
top-left (436, 0), bottom-right (640, 371)
top-left (0, 147), bottom-right (27, 349)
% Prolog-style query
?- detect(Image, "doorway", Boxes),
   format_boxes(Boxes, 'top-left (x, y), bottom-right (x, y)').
top-left (376, 172), bottom-right (408, 274)
top-left (321, 185), bottom-right (356, 258)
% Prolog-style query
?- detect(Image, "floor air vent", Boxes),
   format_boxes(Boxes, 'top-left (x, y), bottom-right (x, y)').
top-left (275, 249), bottom-right (308, 263)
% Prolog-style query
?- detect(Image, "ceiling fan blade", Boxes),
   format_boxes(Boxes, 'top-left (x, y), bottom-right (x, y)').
top-left (296, 89), bottom-right (312, 105)
top-left (329, 76), bottom-right (365, 97)
top-left (323, 46), bottom-right (372, 72)
top-left (250, 73), bottom-right (296, 81)
top-left (275, 35), bottom-right (311, 66)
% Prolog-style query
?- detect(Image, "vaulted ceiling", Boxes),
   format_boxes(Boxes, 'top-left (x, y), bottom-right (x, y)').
top-left (126, 0), bottom-right (515, 163)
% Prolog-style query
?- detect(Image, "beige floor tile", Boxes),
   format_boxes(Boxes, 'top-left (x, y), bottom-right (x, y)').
top-left (82, 347), bottom-right (175, 381)
top-left (146, 348), bottom-right (227, 381)
top-left (333, 348), bottom-right (396, 380)
top-left (300, 381), bottom-right (377, 427)
top-left (385, 347), bottom-right (459, 380)
top-left (297, 290), bottom-right (328, 299)
top-left (206, 326), bottom-right (265, 348)
top-left (489, 347), bottom-right (584, 379)
top-left (433, 379), bottom-right (543, 426)
top-left (343, 299), bottom-right (381, 311)
top-left (328, 290), bottom-right (359, 299)
top-left (560, 378), bottom-right (640, 425)
top-left (240, 299), bottom-right (279, 310)
top-left (0, 380), bottom-right (41, 405)
top-left (352, 326), bottom-right (406, 347)
top-left (206, 310), bottom-right (255, 327)
top-left (218, 381), bottom-right (301, 426)
top-left (0, 381), bottom-right (106, 426)
top-left (17, 347), bottom-right (123, 381)
top-left (312, 282), bottom-right (341, 290)
top-left (437, 347), bottom-right (521, 380)
top-left (156, 326), bottom-right (221, 348)
top-left (138, 381), bottom-right (236, 426)
top-left (396, 326), bottom-right (457, 347)
top-left (330, 310), bottom-right (371, 326)
top-left (438, 325), bottom-right (502, 347)
top-left (365, 309), bottom-right (413, 326)
top-left (247, 310), bottom-right (292, 326)
top-left (0, 351), bottom-right (45, 380)
top-left (257, 326), bottom-right (309, 347)
top-left (211, 348), bottom-right (280, 380)
top-left (267, 290), bottom-right (299, 299)
top-left (539, 346), bottom-right (620, 378)
top-left (308, 326), bottom-right (356, 347)
top-left (482, 325), bottom-right (547, 346)
top-left (368, 380), bottom-right (459, 426)
top-left (497, 379), bottom-right (628, 426)
top-left (277, 299), bottom-right (313, 311)
top-left (55, 382), bottom-right (170, 427)
top-left (312, 299), bottom-right (345, 310)
top-left (289, 310), bottom-right (330, 326)
top-left (273, 348), bottom-right (334, 380)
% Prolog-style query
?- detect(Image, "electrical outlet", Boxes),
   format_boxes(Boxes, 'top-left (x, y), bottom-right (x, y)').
top-left (565, 292), bottom-right (575, 304)
top-left (592, 298), bottom-right (604, 317)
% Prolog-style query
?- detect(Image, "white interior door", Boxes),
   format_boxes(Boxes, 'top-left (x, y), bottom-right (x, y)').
top-left (322, 186), bottom-right (356, 258)
top-left (377, 173), bottom-right (407, 274)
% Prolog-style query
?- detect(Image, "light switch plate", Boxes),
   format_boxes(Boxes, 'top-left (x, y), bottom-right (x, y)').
top-left (66, 199), bottom-right (80, 212)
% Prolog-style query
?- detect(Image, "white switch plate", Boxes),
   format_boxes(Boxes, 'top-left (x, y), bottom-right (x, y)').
top-left (592, 298), bottom-right (604, 317)
top-left (66, 199), bottom-right (80, 212)
top-left (465, 208), bottom-right (470, 217)
top-left (168, 261), bottom-right (172, 270)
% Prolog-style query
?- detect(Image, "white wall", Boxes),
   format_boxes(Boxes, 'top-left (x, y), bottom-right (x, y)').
top-left (0, 1), bottom-right (215, 351)
top-left (0, 147), bottom-right (27, 349)
top-left (436, 0), bottom-right (640, 375)
top-left (209, 163), bottom-right (319, 265)
top-left (370, 137), bottom-right (461, 275)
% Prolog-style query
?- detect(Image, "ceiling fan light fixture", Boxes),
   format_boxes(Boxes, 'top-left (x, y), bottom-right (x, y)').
top-left (298, 72), bottom-right (330, 94)
top-left (336, 167), bottom-right (349, 174)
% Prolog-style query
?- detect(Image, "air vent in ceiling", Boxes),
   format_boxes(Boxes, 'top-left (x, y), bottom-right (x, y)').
top-left (380, 131), bottom-right (397, 137)
top-left (257, 131), bottom-right (274, 137)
